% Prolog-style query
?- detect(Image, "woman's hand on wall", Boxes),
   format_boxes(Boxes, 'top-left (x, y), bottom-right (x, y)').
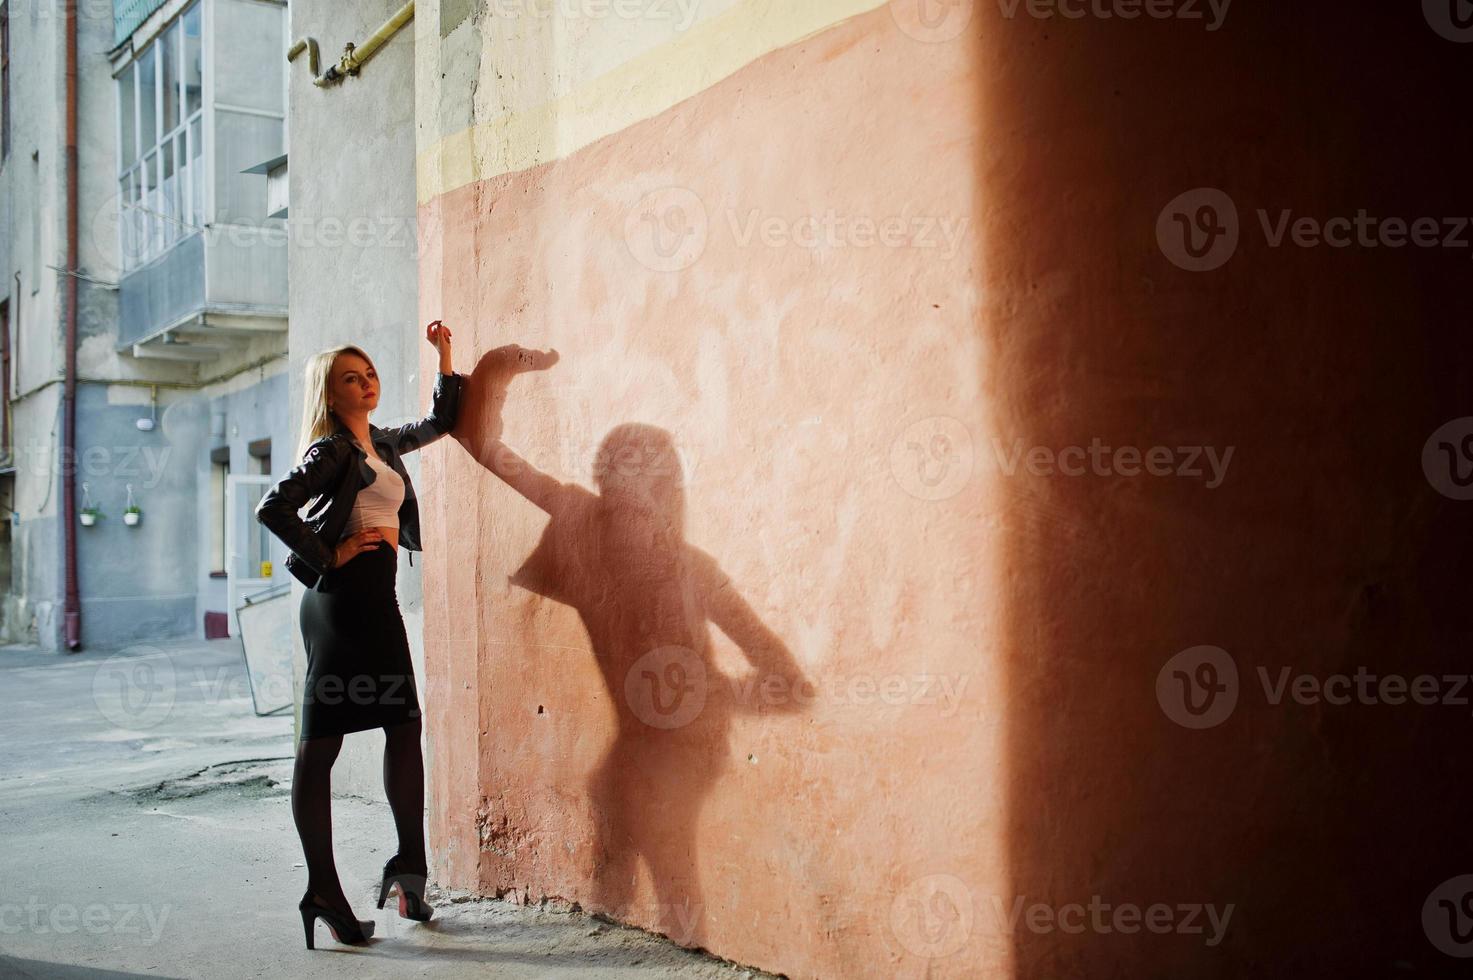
top-left (427, 319), bottom-right (453, 375)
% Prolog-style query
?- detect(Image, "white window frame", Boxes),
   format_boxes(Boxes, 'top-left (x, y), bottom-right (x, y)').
top-left (114, 0), bottom-right (206, 273)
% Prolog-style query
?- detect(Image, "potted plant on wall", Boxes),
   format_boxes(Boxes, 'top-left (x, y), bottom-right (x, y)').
top-left (123, 485), bottom-right (142, 526)
top-left (79, 483), bottom-right (103, 527)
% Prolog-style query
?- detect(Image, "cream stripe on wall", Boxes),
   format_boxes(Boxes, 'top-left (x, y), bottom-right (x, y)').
top-left (416, 0), bottom-right (889, 204)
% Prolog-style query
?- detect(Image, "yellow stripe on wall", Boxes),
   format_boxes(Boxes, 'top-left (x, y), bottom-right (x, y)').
top-left (416, 0), bottom-right (889, 203)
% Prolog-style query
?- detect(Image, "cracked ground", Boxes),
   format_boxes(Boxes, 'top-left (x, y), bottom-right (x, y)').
top-left (0, 637), bottom-right (775, 979)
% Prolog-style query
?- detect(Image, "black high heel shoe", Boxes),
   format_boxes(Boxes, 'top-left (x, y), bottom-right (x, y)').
top-left (299, 890), bottom-right (375, 949)
top-left (377, 854), bottom-right (434, 922)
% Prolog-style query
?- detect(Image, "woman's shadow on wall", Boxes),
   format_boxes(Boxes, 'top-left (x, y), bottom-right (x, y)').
top-left (463, 344), bottom-right (809, 948)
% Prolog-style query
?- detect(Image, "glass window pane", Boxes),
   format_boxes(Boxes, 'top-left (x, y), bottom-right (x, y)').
top-left (119, 64), bottom-right (136, 168)
top-left (161, 141), bottom-right (175, 247)
top-left (118, 176), bottom-right (133, 265)
top-left (184, 3), bottom-right (202, 117)
top-left (138, 47), bottom-right (156, 149)
top-left (144, 152), bottom-right (159, 261)
top-left (131, 169), bottom-right (145, 266)
top-left (161, 22), bottom-right (179, 134)
top-left (190, 117), bottom-right (203, 221)
top-left (176, 133), bottom-right (188, 225)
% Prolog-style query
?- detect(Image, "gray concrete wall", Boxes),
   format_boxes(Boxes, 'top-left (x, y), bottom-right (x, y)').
top-left (0, 1), bottom-right (292, 650)
top-left (74, 380), bottom-right (205, 645)
top-left (194, 363), bottom-right (289, 629)
top-left (0, 1), bottom-right (167, 649)
top-left (286, 0), bottom-right (421, 794)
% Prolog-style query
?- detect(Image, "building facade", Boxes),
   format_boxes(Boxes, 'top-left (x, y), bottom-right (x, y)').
top-left (0, 0), bottom-right (289, 651)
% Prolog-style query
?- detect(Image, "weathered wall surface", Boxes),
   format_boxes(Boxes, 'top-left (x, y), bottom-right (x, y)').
top-left (416, 1), bottom-right (1472, 978)
top-left (980, 3), bottom-right (1473, 977)
top-left (417, 2), bottom-right (999, 977)
top-left (287, 0), bottom-right (425, 789)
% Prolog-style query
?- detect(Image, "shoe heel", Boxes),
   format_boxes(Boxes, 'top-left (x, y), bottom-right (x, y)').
top-left (301, 909), bottom-right (316, 950)
top-left (376, 877), bottom-right (391, 910)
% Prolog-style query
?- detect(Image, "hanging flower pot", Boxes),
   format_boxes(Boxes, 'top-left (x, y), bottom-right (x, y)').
top-left (122, 485), bottom-right (141, 526)
top-left (79, 483), bottom-right (103, 526)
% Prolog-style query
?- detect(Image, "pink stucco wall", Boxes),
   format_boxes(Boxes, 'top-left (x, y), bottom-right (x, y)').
top-left (416, 2), bottom-right (1473, 978)
top-left (420, 7), bottom-right (997, 978)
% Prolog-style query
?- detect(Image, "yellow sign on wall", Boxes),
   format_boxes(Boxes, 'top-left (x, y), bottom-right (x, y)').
top-left (260, 561), bottom-right (273, 578)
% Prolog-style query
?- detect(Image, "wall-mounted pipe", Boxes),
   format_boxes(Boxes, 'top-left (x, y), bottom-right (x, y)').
top-left (63, 0), bottom-right (81, 650)
top-left (289, 1), bottom-right (414, 88)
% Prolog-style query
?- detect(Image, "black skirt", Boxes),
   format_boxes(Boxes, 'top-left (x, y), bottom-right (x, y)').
top-left (298, 542), bottom-right (421, 739)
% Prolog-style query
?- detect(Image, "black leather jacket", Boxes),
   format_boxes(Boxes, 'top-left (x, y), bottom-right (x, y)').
top-left (254, 370), bottom-right (465, 590)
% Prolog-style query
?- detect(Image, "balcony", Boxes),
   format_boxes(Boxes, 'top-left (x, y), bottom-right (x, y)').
top-left (116, 229), bottom-right (287, 361)
top-left (111, 0), bottom-right (287, 364)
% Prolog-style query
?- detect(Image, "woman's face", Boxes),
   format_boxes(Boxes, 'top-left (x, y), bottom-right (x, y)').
top-left (328, 352), bottom-right (379, 417)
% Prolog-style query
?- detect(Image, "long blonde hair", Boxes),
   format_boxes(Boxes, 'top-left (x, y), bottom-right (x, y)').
top-left (296, 344), bottom-right (376, 458)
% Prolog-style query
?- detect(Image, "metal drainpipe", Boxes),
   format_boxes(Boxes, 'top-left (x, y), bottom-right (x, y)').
top-left (4, 272), bottom-right (15, 456)
top-left (12, 272), bottom-right (20, 421)
top-left (62, 0), bottom-right (80, 650)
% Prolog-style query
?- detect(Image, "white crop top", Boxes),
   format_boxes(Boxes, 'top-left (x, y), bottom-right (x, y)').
top-left (344, 452), bottom-right (405, 536)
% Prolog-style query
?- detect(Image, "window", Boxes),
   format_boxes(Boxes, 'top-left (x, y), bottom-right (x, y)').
top-left (209, 447), bottom-right (228, 575)
top-left (118, 2), bottom-right (203, 271)
top-left (248, 439), bottom-right (271, 575)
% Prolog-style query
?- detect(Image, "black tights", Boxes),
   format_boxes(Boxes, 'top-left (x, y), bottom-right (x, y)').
top-left (292, 719), bottom-right (427, 912)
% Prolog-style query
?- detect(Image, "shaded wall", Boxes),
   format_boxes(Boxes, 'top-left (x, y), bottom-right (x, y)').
top-left (980, 2), bottom-right (1473, 977)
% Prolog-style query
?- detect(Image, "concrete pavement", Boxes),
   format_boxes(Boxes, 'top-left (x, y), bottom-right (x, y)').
top-left (0, 637), bottom-right (771, 979)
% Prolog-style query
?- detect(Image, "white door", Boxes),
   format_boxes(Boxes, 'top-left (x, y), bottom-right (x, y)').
top-left (225, 475), bottom-right (275, 637)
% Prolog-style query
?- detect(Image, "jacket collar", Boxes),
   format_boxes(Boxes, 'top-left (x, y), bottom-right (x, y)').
top-left (330, 414), bottom-right (389, 455)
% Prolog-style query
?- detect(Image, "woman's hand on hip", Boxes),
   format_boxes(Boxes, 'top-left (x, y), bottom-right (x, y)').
top-left (333, 528), bottom-right (386, 568)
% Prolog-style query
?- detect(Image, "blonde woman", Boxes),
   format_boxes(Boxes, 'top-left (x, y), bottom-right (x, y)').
top-left (255, 321), bottom-right (462, 949)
